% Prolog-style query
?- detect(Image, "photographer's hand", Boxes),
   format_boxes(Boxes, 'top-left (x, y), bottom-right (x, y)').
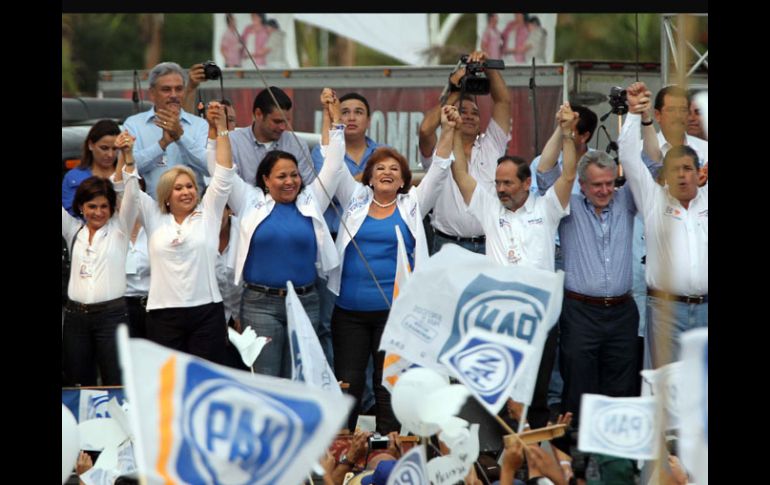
top-left (347, 430), bottom-right (371, 466)
top-left (183, 63), bottom-right (206, 114)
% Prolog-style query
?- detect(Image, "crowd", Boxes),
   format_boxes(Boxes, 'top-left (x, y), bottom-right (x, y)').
top-left (62, 45), bottom-right (707, 484)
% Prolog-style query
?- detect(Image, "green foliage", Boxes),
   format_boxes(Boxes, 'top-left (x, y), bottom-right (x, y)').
top-left (555, 13), bottom-right (661, 62)
top-left (163, 14), bottom-right (213, 67)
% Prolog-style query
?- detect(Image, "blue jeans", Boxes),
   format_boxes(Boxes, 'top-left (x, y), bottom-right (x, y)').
top-left (314, 276), bottom-right (335, 367)
top-left (240, 286), bottom-right (320, 379)
top-left (646, 295), bottom-right (707, 367)
top-left (431, 231), bottom-right (486, 255)
top-left (62, 304), bottom-right (127, 386)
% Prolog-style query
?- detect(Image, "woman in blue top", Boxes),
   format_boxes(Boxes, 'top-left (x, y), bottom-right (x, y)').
top-left (216, 89), bottom-right (345, 378)
top-left (62, 120), bottom-right (121, 215)
top-left (328, 105), bottom-right (460, 433)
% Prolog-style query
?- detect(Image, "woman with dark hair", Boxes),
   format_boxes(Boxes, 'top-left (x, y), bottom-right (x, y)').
top-left (62, 173), bottom-right (133, 386)
top-left (208, 88), bottom-right (344, 378)
top-left (121, 102), bottom-right (234, 364)
top-left (62, 120), bottom-right (121, 215)
top-left (328, 105), bottom-right (460, 433)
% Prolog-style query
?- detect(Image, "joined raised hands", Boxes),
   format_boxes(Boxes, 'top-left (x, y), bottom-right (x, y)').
top-left (441, 104), bottom-right (461, 129)
top-left (626, 81), bottom-right (653, 115)
top-left (557, 102), bottom-right (579, 134)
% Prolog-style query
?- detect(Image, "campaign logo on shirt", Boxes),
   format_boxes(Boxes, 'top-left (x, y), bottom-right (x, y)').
top-left (664, 206), bottom-right (683, 220)
top-left (527, 217), bottom-right (544, 226)
top-left (345, 193), bottom-right (369, 218)
top-left (176, 361), bottom-right (320, 485)
top-left (254, 200), bottom-right (266, 211)
top-left (498, 218), bottom-right (510, 228)
top-left (698, 209), bottom-right (708, 218)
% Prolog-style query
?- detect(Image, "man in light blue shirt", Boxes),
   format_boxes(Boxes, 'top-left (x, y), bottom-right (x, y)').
top-left (123, 62), bottom-right (209, 199)
top-left (229, 86), bottom-right (314, 187)
top-left (537, 151), bottom-right (639, 430)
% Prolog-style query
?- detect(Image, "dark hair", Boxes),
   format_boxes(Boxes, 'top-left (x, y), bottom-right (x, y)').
top-left (252, 86), bottom-right (292, 116)
top-left (256, 150), bottom-right (305, 194)
top-left (225, 13), bottom-right (235, 27)
top-left (663, 145), bottom-right (700, 171)
top-left (339, 92), bottom-right (371, 117)
top-left (265, 18), bottom-right (280, 29)
top-left (73, 176), bottom-right (117, 219)
top-left (572, 105), bottom-right (598, 143)
top-left (655, 86), bottom-right (689, 111)
top-left (362, 147), bottom-right (412, 194)
top-left (79, 120), bottom-right (121, 170)
top-left (497, 155), bottom-right (531, 182)
top-left (457, 94), bottom-right (479, 109)
top-left (527, 16), bottom-right (541, 27)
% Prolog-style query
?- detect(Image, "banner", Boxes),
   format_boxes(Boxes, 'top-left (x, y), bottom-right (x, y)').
top-left (440, 327), bottom-right (534, 412)
top-left (117, 327), bottom-right (353, 485)
top-left (578, 394), bottom-right (660, 461)
top-left (386, 445), bottom-right (429, 485)
top-left (286, 281), bottom-right (342, 394)
top-left (678, 328), bottom-right (708, 485)
top-left (380, 244), bottom-right (563, 406)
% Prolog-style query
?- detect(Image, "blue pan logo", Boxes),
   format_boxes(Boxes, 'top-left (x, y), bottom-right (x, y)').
top-left (448, 338), bottom-right (525, 406)
top-left (176, 362), bottom-right (322, 485)
top-left (591, 402), bottom-right (653, 453)
top-left (441, 274), bottom-right (551, 358)
top-left (290, 329), bottom-right (304, 382)
top-left (392, 450), bottom-right (427, 485)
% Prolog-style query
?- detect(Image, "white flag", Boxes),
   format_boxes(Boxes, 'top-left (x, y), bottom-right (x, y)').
top-left (678, 328), bottom-right (708, 485)
top-left (386, 445), bottom-right (429, 485)
top-left (116, 326), bottom-right (353, 485)
top-left (440, 327), bottom-right (534, 412)
top-left (383, 225), bottom-right (416, 393)
top-left (380, 244), bottom-right (564, 406)
top-left (578, 394), bottom-right (660, 460)
top-left (640, 361), bottom-right (681, 429)
top-left (286, 281), bottom-right (342, 395)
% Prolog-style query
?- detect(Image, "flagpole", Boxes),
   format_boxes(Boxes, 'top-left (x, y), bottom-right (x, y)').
top-left (495, 416), bottom-right (527, 446)
top-left (517, 405), bottom-right (529, 433)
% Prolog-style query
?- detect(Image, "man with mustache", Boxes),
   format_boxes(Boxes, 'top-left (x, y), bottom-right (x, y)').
top-left (123, 62), bottom-right (209, 199)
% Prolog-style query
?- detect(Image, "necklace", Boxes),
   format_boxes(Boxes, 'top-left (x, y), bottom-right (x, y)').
top-left (372, 197), bottom-right (397, 208)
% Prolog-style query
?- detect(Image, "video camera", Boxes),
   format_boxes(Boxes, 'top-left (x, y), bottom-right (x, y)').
top-left (608, 86), bottom-right (628, 115)
top-left (457, 55), bottom-right (505, 96)
top-left (202, 60), bottom-right (222, 81)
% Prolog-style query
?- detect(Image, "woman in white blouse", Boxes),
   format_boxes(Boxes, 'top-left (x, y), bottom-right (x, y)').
top-left (121, 102), bottom-right (234, 364)
top-left (62, 174), bottom-right (133, 386)
top-left (328, 105), bottom-right (459, 433)
top-left (207, 89), bottom-right (344, 377)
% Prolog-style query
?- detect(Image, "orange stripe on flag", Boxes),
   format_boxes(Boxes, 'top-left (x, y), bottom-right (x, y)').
top-left (156, 356), bottom-right (177, 485)
top-left (385, 375), bottom-right (399, 387)
top-left (384, 353), bottom-right (402, 367)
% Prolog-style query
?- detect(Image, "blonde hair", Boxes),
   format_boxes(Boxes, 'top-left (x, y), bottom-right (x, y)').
top-left (156, 166), bottom-right (200, 213)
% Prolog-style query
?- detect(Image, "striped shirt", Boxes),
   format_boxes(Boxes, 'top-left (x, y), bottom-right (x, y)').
top-left (538, 166), bottom-right (637, 297)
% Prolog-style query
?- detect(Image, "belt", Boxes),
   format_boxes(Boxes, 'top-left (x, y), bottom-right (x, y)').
top-left (125, 295), bottom-right (148, 308)
top-left (647, 288), bottom-right (708, 304)
top-left (434, 229), bottom-right (485, 243)
top-left (65, 297), bottom-right (126, 314)
top-left (565, 290), bottom-right (632, 307)
top-left (244, 282), bottom-right (315, 297)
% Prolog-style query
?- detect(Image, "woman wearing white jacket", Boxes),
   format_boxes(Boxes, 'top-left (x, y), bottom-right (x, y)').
top-left (208, 90), bottom-right (345, 378)
top-left (329, 105), bottom-right (460, 433)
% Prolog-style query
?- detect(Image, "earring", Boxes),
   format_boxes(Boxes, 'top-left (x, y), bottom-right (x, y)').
top-left (400, 184), bottom-right (404, 188)
top-left (165, 201), bottom-right (170, 207)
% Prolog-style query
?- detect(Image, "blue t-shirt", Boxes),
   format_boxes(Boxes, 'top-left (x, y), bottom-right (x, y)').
top-left (62, 167), bottom-right (93, 216)
top-left (242, 202), bottom-right (318, 288)
top-left (337, 209), bottom-right (415, 311)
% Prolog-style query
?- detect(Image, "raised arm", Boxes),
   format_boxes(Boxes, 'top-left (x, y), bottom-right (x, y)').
top-left (418, 70), bottom-right (463, 160)
top-left (113, 131), bottom-right (140, 232)
top-left (619, 84), bottom-right (658, 212)
top-left (450, 120), bottom-right (477, 205)
top-left (182, 63), bottom-right (205, 115)
top-left (536, 109), bottom-right (565, 175)
top-left (552, 102), bottom-right (579, 209)
top-left (415, 105), bottom-right (459, 215)
top-left (630, 80), bottom-right (663, 164)
top-left (309, 92), bottom-right (345, 210)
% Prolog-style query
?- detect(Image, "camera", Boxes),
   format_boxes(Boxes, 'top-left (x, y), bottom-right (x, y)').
top-left (608, 86), bottom-right (628, 115)
top-left (368, 433), bottom-right (389, 450)
top-left (457, 55), bottom-right (505, 95)
top-left (203, 61), bottom-right (222, 81)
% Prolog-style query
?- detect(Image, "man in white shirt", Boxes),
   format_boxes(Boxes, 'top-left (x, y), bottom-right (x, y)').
top-left (621, 82), bottom-right (707, 368)
top-left (451, 102), bottom-right (578, 429)
top-left (418, 49), bottom-right (511, 255)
